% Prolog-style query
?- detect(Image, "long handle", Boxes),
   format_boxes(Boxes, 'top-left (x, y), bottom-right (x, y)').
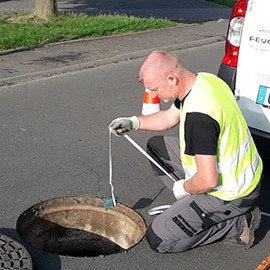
top-left (123, 134), bottom-right (177, 183)
top-left (108, 129), bottom-right (117, 207)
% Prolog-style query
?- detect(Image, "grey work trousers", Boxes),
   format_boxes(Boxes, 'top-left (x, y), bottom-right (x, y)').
top-left (145, 136), bottom-right (261, 253)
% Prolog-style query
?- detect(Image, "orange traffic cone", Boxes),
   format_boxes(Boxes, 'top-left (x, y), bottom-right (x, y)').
top-left (141, 88), bottom-right (160, 115)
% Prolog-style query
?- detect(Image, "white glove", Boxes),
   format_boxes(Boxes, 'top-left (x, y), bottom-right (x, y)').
top-left (109, 116), bottom-right (140, 136)
top-left (173, 179), bottom-right (189, 200)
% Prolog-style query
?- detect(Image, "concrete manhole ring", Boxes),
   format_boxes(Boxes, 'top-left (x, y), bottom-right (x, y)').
top-left (16, 195), bottom-right (147, 257)
top-left (0, 234), bottom-right (33, 270)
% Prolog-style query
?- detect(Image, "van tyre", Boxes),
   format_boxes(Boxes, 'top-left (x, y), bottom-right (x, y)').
top-left (0, 234), bottom-right (32, 270)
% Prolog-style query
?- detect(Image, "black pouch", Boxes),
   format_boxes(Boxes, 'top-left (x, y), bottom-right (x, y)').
top-left (190, 200), bottom-right (216, 230)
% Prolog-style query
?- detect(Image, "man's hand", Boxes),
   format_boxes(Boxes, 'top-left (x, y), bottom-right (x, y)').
top-left (173, 179), bottom-right (189, 200)
top-left (109, 116), bottom-right (140, 136)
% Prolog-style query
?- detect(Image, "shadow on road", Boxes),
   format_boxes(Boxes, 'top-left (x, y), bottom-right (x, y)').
top-left (256, 163), bottom-right (270, 246)
top-left (133, 187), bottom-right (166, 209)
top-left (257, 163), bottom-right (270, 213)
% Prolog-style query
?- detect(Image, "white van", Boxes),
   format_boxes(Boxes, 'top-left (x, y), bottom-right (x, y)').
top-left (218, 0), bottom-right (270, 159)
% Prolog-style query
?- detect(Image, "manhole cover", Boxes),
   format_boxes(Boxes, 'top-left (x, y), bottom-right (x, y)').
top-left (0, 234), bottom-right (32, 270)
top-left (16, 196), bottom-right (146, 257)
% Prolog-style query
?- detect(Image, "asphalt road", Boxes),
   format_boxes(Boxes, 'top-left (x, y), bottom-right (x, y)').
top-left (0, 42), bottom-right (269, 270)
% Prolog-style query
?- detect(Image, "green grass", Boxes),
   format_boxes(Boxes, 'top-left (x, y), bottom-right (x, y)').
top-left (205, 0), bottom-right (237, 8)
top-left (0, 13), bottom-right (177, 51)
top-left (0, 0), bottom-right (237, 51)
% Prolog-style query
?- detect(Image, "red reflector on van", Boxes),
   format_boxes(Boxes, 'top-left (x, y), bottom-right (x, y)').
top-left (222, 42), bottom-right (239, 67)
top-left (231, 0), bottom-right (248, 18)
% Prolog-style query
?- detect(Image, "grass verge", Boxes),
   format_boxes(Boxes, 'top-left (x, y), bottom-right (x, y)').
top-left (0, 13), bottom-right (177, 51)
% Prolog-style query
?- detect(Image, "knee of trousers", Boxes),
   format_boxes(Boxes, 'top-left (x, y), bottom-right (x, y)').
top-left (146, 136), bottom-right (163, 155)
top-left (145, 222), bottom-right (164, 253)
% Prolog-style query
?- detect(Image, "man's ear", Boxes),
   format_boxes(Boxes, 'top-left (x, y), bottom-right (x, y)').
top-left (167, 74), bottom-right (178, 86)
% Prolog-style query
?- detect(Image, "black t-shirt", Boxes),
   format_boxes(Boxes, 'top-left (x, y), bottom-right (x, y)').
top-left (174, 98), bottom-right (220, 156)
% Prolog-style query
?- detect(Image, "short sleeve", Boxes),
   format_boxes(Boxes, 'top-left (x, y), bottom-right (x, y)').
top-left (184, 112), bottom-right (220, 155)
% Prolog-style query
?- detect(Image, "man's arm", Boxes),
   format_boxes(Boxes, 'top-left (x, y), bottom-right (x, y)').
top-left (184, 154), bottom-right (218, 194)
top-left (138, 103), bottom-right (180, 131)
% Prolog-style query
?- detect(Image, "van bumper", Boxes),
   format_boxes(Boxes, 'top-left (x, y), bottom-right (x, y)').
top-left (217, 63), bottom-right (236, 93)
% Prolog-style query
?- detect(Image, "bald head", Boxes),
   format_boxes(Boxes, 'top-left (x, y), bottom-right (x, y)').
top-left (138, 50), bottom-right (184, 83)
top-left (137, 50), bottom-right (196, 101)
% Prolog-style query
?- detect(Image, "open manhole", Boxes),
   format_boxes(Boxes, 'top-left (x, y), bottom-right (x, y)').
top-left (16, 196), bottom-right (146, 257)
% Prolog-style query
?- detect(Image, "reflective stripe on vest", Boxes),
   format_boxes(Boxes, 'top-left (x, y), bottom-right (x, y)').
top-left (213, 152), bottom-right (260, 193)
top-left (217, 129), bottom-right (253, 174)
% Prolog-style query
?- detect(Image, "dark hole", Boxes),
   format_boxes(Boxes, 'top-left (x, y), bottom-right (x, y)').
top-left (18, 216), bottom-right (124, 257)
top-left (43, 228), bottom-right (125, 257)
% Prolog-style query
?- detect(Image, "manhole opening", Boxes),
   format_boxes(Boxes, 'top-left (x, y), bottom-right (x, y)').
top-left (16, 196), bottom-right (146, 257)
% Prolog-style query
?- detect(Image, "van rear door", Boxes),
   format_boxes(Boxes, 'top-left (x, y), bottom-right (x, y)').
top-left (235, 0), bottom-right (270, 133)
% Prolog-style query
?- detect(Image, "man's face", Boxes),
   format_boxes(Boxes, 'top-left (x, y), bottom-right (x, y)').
top-left (144, 76), bottom-right (176, 103)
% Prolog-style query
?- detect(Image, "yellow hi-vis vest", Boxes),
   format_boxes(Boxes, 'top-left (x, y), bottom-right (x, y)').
top-left (180, 73), bottom-right (262, 201)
